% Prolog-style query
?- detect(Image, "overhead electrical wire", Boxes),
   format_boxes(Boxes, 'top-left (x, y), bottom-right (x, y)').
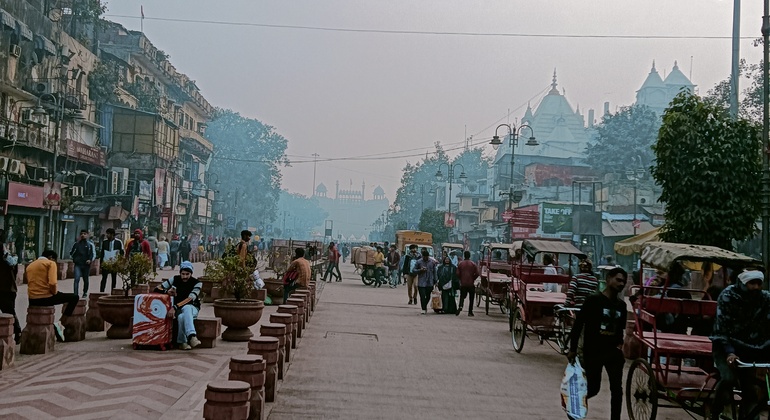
top-left (106, 14), bottom-right (757, 40)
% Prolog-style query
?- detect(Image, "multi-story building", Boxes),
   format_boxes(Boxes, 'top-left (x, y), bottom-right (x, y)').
top-left (97, 21), bottom-right (215, 239)
top-left (0, 0), bottom-right (105, 260)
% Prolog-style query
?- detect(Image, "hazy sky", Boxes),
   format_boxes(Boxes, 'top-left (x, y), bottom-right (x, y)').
top-left (106, 0), bottom-right (763, 201)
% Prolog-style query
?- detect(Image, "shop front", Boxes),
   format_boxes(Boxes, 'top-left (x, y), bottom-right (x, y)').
top-left (2, 181), bottom-right (46, 263)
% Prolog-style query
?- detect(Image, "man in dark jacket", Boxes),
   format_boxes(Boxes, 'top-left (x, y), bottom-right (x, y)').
top-left (152, 261), bottom-right (202, 350)
top-left (179, 236), bottom-right (192, 263)
top-left (169, 235), bottom-right (181, 270)
top-left (0, 229), bottom-right (20, 342)
top-left (70, 229), bottom-right (96, 298)
top-left (567, 267), bottom-right (628, 420)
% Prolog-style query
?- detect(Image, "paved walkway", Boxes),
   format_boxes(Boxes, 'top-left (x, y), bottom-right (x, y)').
top-left (1, 261), bottom-right (685, 419)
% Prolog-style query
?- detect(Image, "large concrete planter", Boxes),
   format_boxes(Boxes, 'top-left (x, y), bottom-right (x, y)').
top-left (98, 295), bottom-right (135, 339)
top-left (213, 298), bottom-right (264, 342)
top-left (199, 277), bottom-right (218, 303)
top-left (263, 279), bottom-right (284, 305)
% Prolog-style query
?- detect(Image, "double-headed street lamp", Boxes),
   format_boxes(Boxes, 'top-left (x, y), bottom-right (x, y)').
top-left (489, 123), bottom-right (538, 211)
top-left (409, 183), bottom-right (436, 216)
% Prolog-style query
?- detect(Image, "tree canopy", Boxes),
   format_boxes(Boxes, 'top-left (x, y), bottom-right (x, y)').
top-left (651, 91), bottom-right (761, 249)
top-left (207, 109), bottom-right (289, 229)
top-left (585, 104), bottom-right (660, 175)
top-left (419, 209), bottom-right (450, 244)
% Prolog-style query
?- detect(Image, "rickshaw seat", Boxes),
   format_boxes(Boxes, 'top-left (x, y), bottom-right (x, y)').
top-left (525, 291), bottom-right (567, 305)
top-left (641, 296), bottom-right (717, 317)
top-left (520, 273), bottom-right (571, 285)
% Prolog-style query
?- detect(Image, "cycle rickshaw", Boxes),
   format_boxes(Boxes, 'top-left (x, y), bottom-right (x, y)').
top-left (626, 242), bottom-right (765, 420)
top-left (508, 239), bottom-right (585, 354)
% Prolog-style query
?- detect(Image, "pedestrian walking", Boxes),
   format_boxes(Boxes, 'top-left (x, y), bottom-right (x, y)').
top-left (179, 236), bottom-right (192, 263)
top-left (341, 243), bottom-right (350, 263)
top-left (403, 245), bottom-right (419, 304)
top-left (70, 229), bottom-right (96, 298)
top-left (566, 267), bottom-right (628, 420)
top-left (564, 259), bottom-right (598, 308)
top-left (436, 255), bottom-right (457, 314)
top-left (157, 236), bottom-right (170, 269)
top-left (373, 246), bottom-right (386, 288)
top-left (169, 235), bottom-right (181, 270)
top-left (456, 250), bottom-right (479, 316)
top-left (413, 249), bottom-right (438, 314)
top-left (322, 242), bottom-right (342, 282)
top-left (0, 229), bottom-right (20, 342)
top-left (146, 233), bottom-right (159, 273)
top-left (387, 245), bottom-right (400, 288)
top-left (99, 228), bottom-right (123, 292)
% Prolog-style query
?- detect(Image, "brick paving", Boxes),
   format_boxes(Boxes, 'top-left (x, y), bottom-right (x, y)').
top-left (1, 261), bottom-right (687, 419)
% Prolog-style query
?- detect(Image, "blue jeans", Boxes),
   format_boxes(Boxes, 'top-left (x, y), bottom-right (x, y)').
top-left (389, 268), bottom-right (399, 286)
top-left (73, 264), bottom-right (90, 296)
top-left (176, 305), bottom-right (199, 344)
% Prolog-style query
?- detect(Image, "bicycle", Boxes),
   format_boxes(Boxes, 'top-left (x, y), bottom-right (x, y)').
top-left (732, 360), bottom-right (770, 420)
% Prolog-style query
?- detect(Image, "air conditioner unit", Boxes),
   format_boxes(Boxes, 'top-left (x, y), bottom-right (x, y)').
top-left (120, 168), bottom-right (129, 193)
top-left (10, 45), bottom-right (21, 58)
top-left (71, 186), bottom-right (84, 197)
top-left (0, 157), bottom-right (8, 172)
top-left (6, 126), bottom-right (15, 142)
top-left (16, 126), bottom-right (25, 143)
top-left (39, 131), bottom-right (49, 149)
top-left (32, 81), bottom-right (52, 95)
top-left (8, 159), bottom-right (22, 175)
top-left (21, 109), bottom-right (34, 125)
top-left (28, 130), bottom-right (38, 146)
top-left (109, 170), bottom-right (120, 194)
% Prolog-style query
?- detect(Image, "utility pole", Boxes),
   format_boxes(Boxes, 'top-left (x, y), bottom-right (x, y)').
top-left (730, 0), bottom-right (741, 117)
top-left (762, 0), bottom-right (770, 287)
top-left (311, 153), bottom-right (319, 196)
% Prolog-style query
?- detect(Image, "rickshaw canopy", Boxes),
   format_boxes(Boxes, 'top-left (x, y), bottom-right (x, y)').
top-left (522, 239), bottom-right (586, 259)
top-left (640, 242), bottom-right (761, 271)
top-left (613, 227), bottom-right (661, 256)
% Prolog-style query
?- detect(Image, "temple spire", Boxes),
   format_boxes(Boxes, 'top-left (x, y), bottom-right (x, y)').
top-left (548, 68), bottom-right (559, 95)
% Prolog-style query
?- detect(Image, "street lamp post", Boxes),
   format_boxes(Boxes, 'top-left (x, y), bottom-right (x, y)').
top-left (435, 163), bottom-right (467, 239)
top-left (489, 123), bottom-right (538, 211)
top-left (626, 166), bottom-right (646, 236)
top-left (409, 183), bottom-right (436, 218)
top-left (762, 0), bottom-right (770, 286)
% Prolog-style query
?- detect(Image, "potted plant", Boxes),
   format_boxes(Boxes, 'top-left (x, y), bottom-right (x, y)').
top-left (206, 255), bottom-right (264, 341)
top-left (98, 254), bottom-right (154, 339)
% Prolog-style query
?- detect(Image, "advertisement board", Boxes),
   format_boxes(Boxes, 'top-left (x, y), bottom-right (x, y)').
top-left (541, 202), bottom-right (573, 234)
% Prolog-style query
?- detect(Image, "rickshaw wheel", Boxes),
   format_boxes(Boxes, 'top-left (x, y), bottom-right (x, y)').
top-left (511, 307), bottom-right (525, 353)
top-left (626, 358), bottom-right (658, 420)
top-left (499, 295), bottom-right (510, 315)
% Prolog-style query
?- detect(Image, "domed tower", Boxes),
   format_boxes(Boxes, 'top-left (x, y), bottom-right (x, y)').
top-left (315, 183), bottom-right (327, 198)
top-left (373, 185), bottom-right (385, 201)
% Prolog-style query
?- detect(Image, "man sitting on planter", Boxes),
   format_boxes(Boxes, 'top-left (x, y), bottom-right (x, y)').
top-left (153, 261), bottom-right (203, 350)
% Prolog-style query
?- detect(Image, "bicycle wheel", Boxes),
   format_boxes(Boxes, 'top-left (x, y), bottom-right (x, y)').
top-left (555, 313), bottom-right (570, 355)
top-left (511, 307), bottom-right (526, 353)
top-left (626, 358), bottom-right (658, 420)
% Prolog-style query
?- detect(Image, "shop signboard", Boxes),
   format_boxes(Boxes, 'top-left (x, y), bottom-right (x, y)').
top-left (43, 181), bottom-right (61, 210)
top-left (541, 202), bottom-right (573, 234)
top-left (7, 182), bottom-right (44, 208)
top-left (61, 139), bottom-right (106, 167)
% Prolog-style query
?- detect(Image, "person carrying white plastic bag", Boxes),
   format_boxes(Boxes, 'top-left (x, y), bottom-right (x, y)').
top-left (561, 359), bottom-right (588, 419)
top-left (565, 266), bottom-right (628, 420)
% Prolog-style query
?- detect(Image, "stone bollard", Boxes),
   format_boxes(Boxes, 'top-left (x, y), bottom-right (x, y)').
top-left (228, 355), bottom-right (266, 420)
top-left (260, 323), bottom-right (287, 380)
top-left (269, 313), bottom-right (294, 365)
top-left (285, 296), bottom-right (307, 331)
top-left (300, 285), bottom-right (315, 313)
top-left (247, 337), bottom-right (280, 403)
top-left (111, 288), bottom-right (125, 296)
top-left (276, 305), bottom-right (299, 348)
top-left (292, 290), bottom-right (311, 323)
top-left (20, 306), bottom-right (55, 355)
top-left (203, 380), bottom-right (251, 420)
top-left (307, 282), bottom-right (316, 311)
top-left (86, 292), bottom-right (108, 332)
top-left (61, 298), bottom-right (87, 342)
top-left (0, 314), bottom-right (16, 370)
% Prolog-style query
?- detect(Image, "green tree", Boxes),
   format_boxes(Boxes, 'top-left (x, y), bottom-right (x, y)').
top-left (705, 59), bottom-right (764, 123)
top-left (208, 109), bottom-right (289, 226)
top-left (585, 104), bottom-right (661, 175)
top-left (651, 92), bottom-right (761, 249)
top-left (418, 209), bottom-right (450, 244)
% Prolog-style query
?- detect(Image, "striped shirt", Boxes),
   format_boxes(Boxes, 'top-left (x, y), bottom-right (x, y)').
top-left (565, 273), bottom-right (599, 307)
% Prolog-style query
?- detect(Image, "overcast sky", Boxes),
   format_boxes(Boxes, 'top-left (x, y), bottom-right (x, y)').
top-left (106, 0), bottom-right (763, 201)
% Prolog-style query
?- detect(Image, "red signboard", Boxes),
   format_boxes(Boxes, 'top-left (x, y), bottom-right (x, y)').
top-left (62, 139), bottom-right (106, 167)
top-left (501, 209), bottom-right (515, 222)
top-left (632, 219), bottom-right (641, 229)
top-left (444, 212), bottom-right (455, 228)
top-left (510, 209), bottom-right (540, 229)
top-left (7, 182), bottom-right (44, 208)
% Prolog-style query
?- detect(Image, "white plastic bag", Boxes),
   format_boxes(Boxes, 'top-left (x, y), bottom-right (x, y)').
top-left (560, 359), bottom-right (588, 419)
top-left (251, 269), bottom-right (265, 289)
